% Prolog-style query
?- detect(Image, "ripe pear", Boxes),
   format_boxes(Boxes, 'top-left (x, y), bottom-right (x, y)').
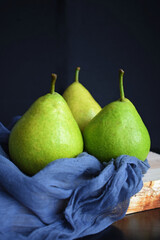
top-left (63, 67), bottom-right (102, 131)
top-left (83, 69), bottom-right (151, 162)
top-left (9, 74), bottom-right (83, 175)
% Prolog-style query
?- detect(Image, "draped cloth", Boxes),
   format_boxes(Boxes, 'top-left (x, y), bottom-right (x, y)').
top-left (0, 117), bottom-right (150, 239)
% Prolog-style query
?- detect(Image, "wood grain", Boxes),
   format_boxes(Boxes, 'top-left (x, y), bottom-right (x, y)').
top-left (127, 152), bottom-right (160, 214)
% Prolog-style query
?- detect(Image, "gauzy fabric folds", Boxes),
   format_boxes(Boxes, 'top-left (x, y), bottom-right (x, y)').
top-left (0, 117), bottom-right (150, 240)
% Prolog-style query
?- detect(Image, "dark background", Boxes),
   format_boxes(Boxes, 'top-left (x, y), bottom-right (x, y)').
top-left (0, 0), bottom-right (160, 152)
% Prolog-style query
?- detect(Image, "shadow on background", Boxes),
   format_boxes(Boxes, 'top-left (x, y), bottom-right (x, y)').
top-left (0, 0), bottom-right (160, 150)
top-left (77, 225), bottom-right (125, 240)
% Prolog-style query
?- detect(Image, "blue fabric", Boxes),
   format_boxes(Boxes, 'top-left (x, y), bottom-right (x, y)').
top-left (0, 117), bottom-right (150, 240)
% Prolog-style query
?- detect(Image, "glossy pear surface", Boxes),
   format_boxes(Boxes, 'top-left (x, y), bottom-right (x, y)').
top-left (9, 88), bottom-right (83, 175)
top-left (63, 67), bottom-right (102, 131)
top-left (83, 70), bottom-right (151, 162)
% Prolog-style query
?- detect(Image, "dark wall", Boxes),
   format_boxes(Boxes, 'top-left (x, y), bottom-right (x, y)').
top-left (0, 0), bottom-right (160, 151)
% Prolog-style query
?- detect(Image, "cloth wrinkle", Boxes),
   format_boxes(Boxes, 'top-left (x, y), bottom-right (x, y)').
top-left (0, 117), bottom-right (150, 240)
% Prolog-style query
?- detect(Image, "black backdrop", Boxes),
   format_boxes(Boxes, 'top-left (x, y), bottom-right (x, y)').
top-left (0, 0), bottom-right (160, 152)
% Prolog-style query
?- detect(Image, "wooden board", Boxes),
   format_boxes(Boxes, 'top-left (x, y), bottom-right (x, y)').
top-left (127, 151), bottom-right (160, 214)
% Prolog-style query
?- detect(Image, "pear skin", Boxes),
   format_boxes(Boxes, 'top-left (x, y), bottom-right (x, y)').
top-left (83, 69), bottom-right (151, 162)
top-left (9, 74), bottom-right (83, 175)
top-left (63, 67), bottom-right (102, 131)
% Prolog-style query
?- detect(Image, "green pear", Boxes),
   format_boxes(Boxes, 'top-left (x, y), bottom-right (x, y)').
top-left (63, 67), bottom-right (102, 131)
top-left (83, 69), bottom-right (151, 162)
top-left (9, 74), bottom-right (83, 175)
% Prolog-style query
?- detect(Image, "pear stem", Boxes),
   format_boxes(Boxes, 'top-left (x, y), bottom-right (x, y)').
top-left (50, 73), bottom-right (57, 94)
top-left (119, 69), bottom-right (125, 101)
top-left (75, 67), bottom-right (80, 82)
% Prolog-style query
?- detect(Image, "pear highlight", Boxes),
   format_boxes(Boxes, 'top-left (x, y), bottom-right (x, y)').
top-left (83, 69), bottom-right (151, 162)
top-left (63, 67), bottom-right (102, 131)
top-left (9, 74), bottom-right (83, 175)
